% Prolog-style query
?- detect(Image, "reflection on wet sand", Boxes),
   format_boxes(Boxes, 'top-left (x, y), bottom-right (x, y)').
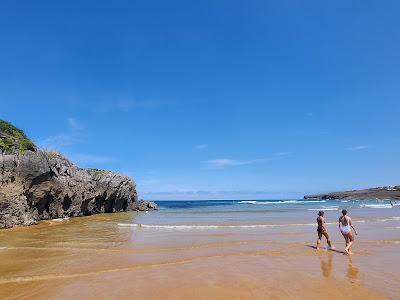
top-left (319, 252), bottom-right (359, 284)
top-left (347, 257), bottom-right (359, 284)
top-left (320, 252), bottom-right (333, 277)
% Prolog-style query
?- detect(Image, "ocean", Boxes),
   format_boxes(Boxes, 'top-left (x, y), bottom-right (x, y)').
top-left (122, 199), bottom-right (400, 229)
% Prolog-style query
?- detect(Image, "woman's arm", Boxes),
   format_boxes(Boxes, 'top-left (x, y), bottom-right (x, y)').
top-left (349, 217), bottom-right (357, 235)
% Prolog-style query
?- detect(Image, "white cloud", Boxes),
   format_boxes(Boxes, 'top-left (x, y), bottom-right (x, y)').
top-left (206, 158), bottom-right (254, 168)
top-left (67, 117), bottom-right (83, 130)
top-left (205, 154), bottom-right (290, 168)
top-left (195, 144), bottom-right (208, 150)
top-left (36, 134), bottom-right (77, 149)
top-left (349, 145), bottom-right (369, 151)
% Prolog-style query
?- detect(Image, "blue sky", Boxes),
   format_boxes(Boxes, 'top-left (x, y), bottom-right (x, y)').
top-left (1, 0), bottom-right (399, 199)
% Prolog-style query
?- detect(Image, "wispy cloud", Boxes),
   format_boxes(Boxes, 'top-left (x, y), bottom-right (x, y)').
top-left (37, 117), bottom-right (83, 149)
top-left (275, 151), bottom-right (292, 156)
top-left (195, 144), bottom-right (208, 150)
top-left (206, 158), bottom-right (260, 168)
top-left (36, 134), bottom-right (77, 149)
top-left (205, 153), bottom-right (291, 168)
top-left (36, 118), bottom-right (114, 168)
top-left (348, 145), bottom-right (369, 151)
top-left (67, 117), bottom-right (83, 130)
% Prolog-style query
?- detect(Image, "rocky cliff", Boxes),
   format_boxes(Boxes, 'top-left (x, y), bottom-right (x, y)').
top-left (0, 120), bottom-right (156, 229)
top-left (304, 186), bottom-right (400, 200)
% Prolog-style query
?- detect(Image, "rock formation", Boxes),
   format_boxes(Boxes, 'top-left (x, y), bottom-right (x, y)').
top-left (304, 186), bottom-right (400, 200)
top-left (137, 199), bottom-right (158, 211)
top-left (0, 120), bottom-right (156, 229)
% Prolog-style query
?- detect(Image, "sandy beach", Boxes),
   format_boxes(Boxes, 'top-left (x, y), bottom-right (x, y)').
top-left (1, 200), bottom-right (399, 300)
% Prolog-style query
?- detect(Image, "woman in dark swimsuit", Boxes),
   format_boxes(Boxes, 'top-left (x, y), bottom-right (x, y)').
top-left (316, 211), bottom-right (333, 250)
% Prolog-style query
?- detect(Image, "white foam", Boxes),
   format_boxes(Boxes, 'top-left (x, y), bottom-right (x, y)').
top-left (118, 222), bottom-right (326, 230)
top-left (281, 200), bottom-right (327, 204)
top-left (50, 217), bottom-right (70, 222)
top-left (360, 204), bottom-right (393, 209)
top-left (238, 200), bottom-right (327, 205)
top-left (378, 217), bottom-right (400, 222)
top-left (307, 207), bottom-right (339, 211)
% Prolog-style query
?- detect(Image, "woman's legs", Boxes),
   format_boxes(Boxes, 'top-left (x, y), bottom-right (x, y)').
top-left (345, 232), bottom-right (354, 255)
top-left (323, 232), bottom-right (332, 248)
top-left (342, 233), bottom-right (349, 254)
top-left (317, 231), bottom-right (322, 249)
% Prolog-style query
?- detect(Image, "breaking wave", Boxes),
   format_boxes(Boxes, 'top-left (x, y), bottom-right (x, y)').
top-left (118, 222), bottom-right (326, 230)
top-left (360, 204), bottom-right (393, 209)
top-left (238, 200), bottom-right (326, 205)
top-left (307, 207), bottom-right (339, 211)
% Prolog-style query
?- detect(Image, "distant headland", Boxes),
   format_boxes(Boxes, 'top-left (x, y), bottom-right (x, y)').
top-left (304, 185), bottom-right (400, 200)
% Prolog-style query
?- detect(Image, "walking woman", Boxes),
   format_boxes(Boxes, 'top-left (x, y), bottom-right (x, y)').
top-left (316, 211), bottom-right (333, 250)
top-left (339, 209), bottom-right (358, 255)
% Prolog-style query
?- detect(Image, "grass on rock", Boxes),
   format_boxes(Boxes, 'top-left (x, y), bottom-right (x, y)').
top-left (0, 120), bottom-right (36, 153)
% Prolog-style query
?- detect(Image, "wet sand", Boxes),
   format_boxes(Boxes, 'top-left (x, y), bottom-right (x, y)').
top-left (0, 211), bottom-right (399, 299)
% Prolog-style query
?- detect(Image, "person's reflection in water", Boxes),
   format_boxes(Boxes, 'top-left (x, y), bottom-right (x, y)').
top-left (347, 256), bottom-right (359, 284)
top-left (320, 252), bottom-right (333, 277)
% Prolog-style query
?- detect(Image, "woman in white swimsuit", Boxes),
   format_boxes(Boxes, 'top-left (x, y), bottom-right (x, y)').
top-left (339, 209), bottom-right (358, 255)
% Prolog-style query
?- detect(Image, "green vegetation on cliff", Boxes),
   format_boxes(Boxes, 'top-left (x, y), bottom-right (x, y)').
top-left (0, 120), bottom-right (36, 153)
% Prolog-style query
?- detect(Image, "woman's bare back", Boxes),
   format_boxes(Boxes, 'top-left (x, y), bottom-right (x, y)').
top-left (339, 215), bottom-right (350, 226)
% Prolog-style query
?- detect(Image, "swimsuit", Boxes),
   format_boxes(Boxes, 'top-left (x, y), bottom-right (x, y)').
top-left (340, 224), bottom-right (351, 235)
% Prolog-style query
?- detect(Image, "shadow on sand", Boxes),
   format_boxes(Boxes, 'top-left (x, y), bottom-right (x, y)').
top-left (306, 244), bottom-right (346, 254)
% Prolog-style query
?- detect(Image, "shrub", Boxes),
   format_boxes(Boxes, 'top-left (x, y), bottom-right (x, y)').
top-left (0, 120), bottom-right (36, 153)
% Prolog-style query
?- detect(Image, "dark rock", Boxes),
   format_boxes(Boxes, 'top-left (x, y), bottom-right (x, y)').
top-left (147, 201), bottom-right (158, 210)
top-left (134, 199), bottom-right (158, 211)
top-left (0, 150), bottom-right (138, 228)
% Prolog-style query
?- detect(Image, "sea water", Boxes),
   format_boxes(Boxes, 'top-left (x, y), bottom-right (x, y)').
top-left (125, 199), bottom-right (400, 230)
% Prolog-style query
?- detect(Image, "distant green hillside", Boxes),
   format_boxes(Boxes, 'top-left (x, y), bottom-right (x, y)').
top-left (0, 120), bottom-right (36, 153)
